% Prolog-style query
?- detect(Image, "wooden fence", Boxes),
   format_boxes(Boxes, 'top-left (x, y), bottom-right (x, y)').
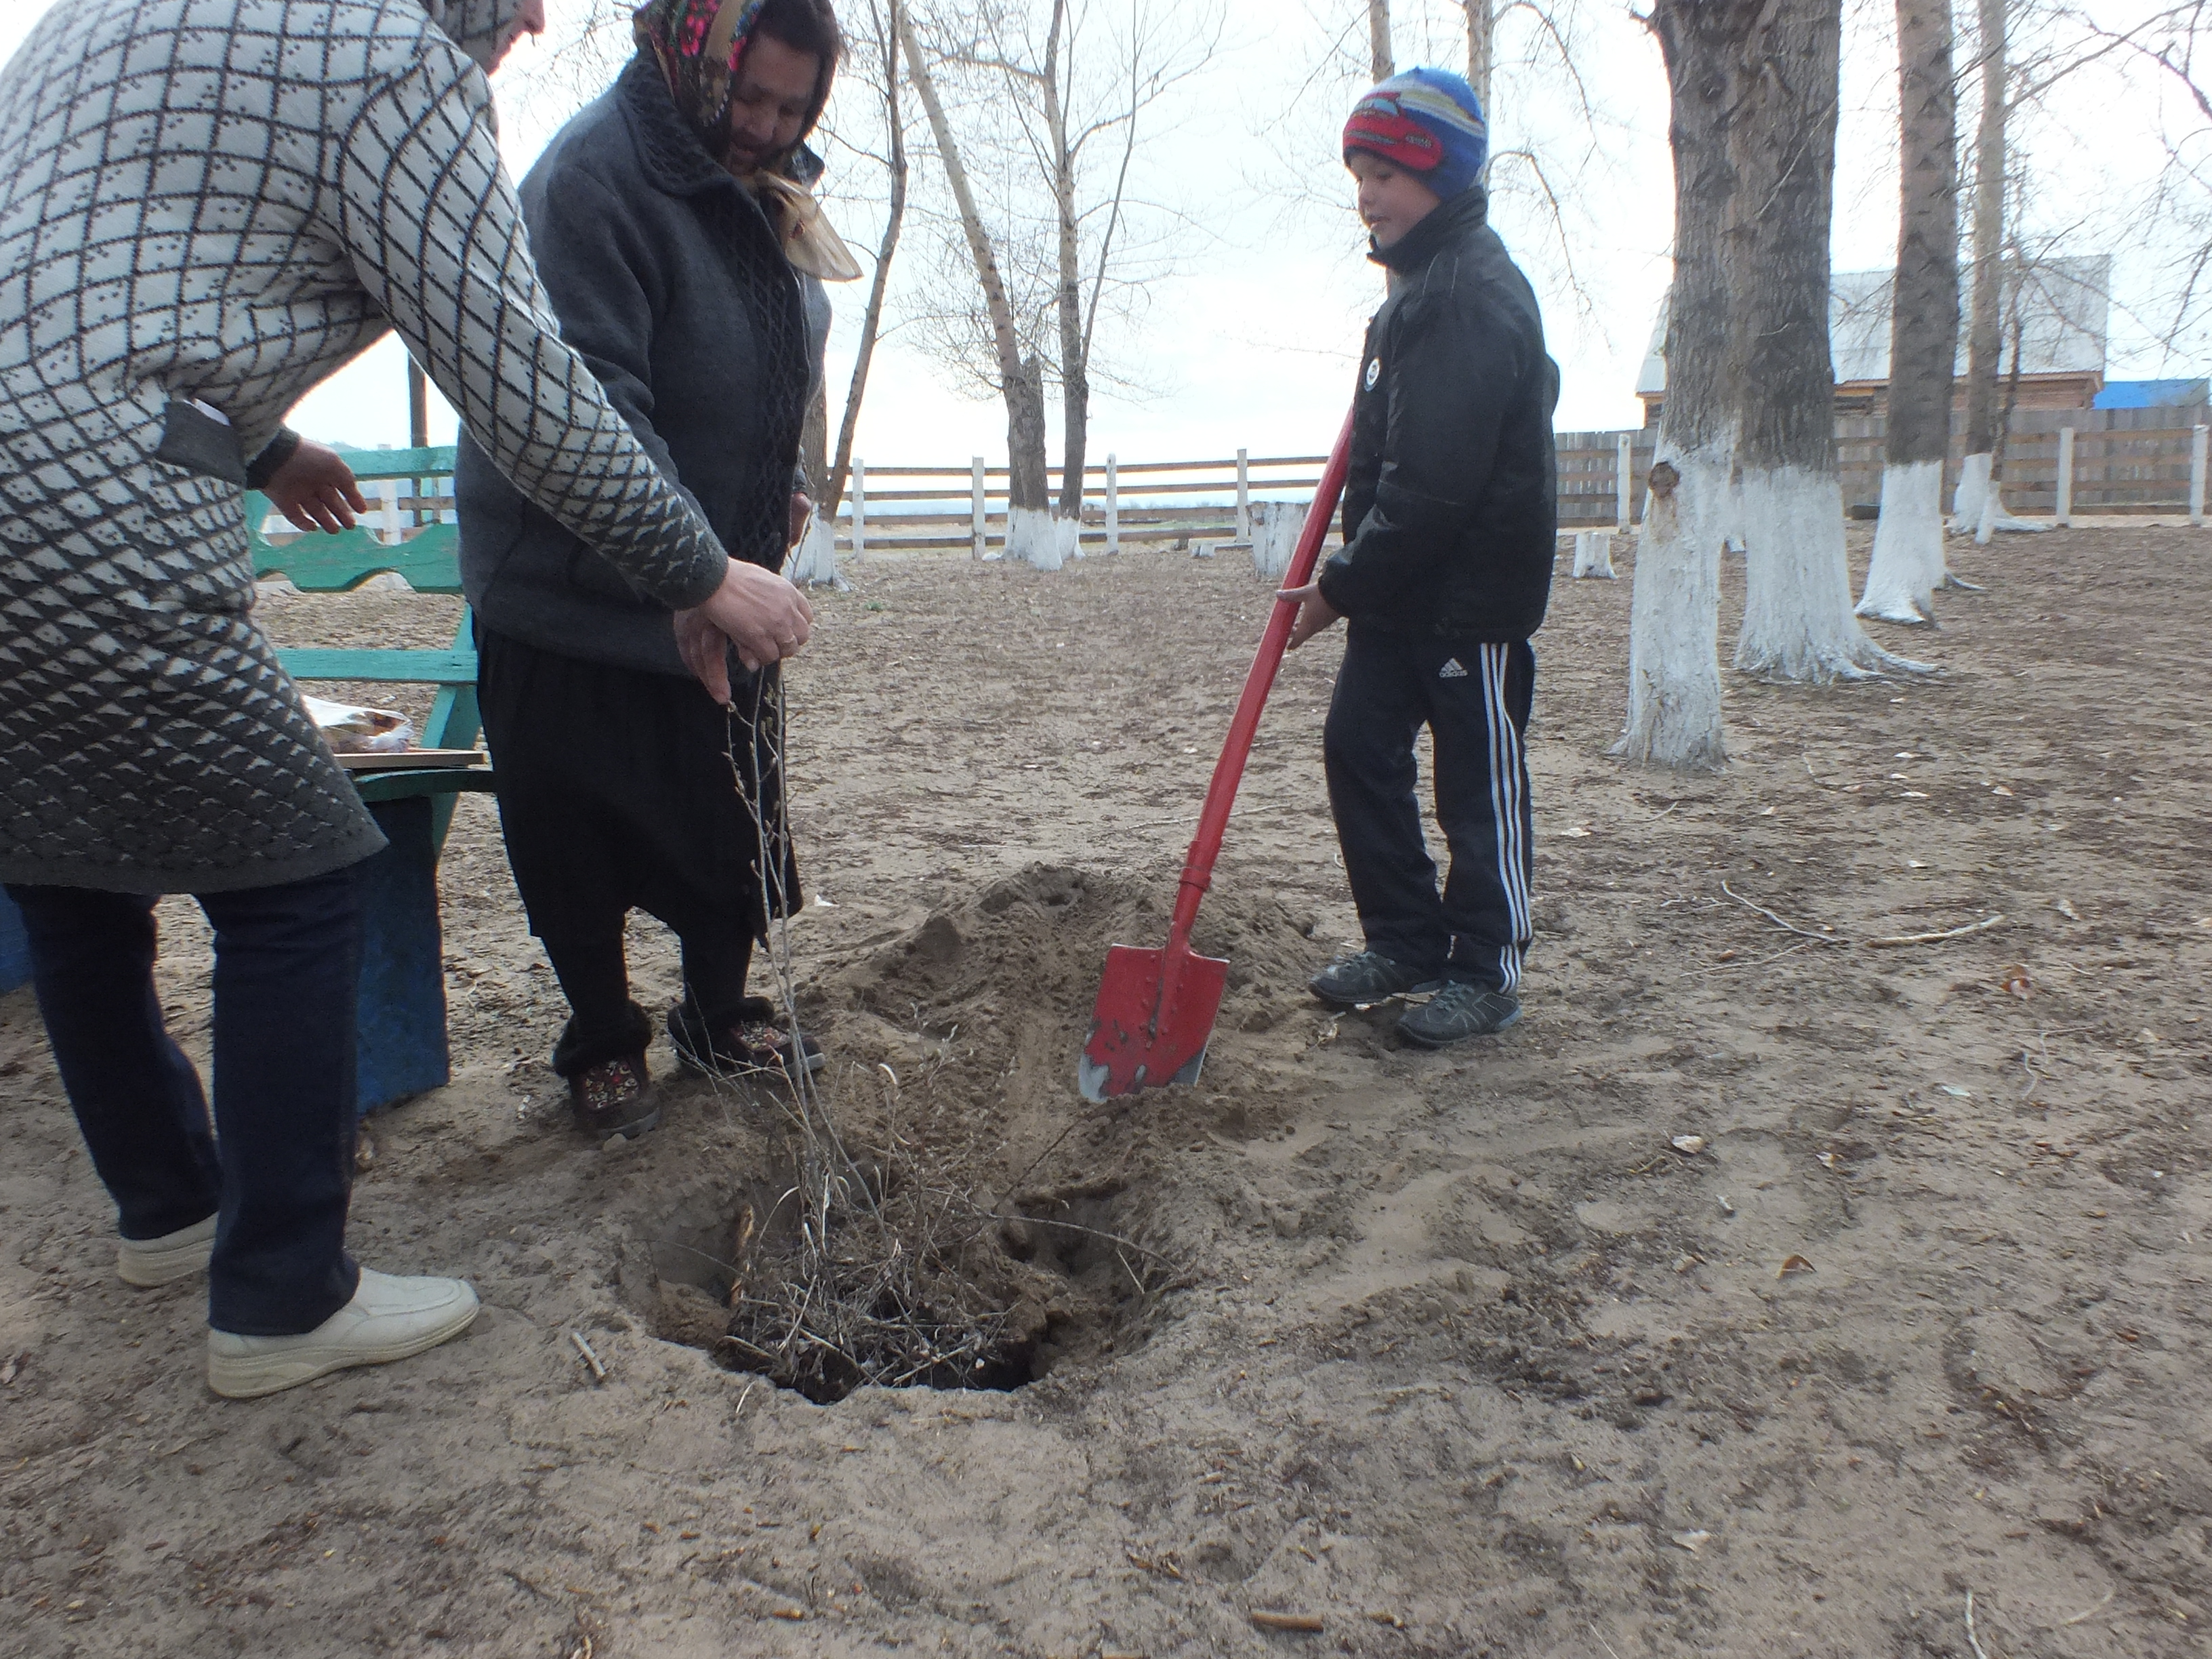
top-left (1832, 406), bottom-right (2211, 520)
top-left (255, 408), bottom-right (2210, 574)
top-left (832, 407), bottom-right (2211, 553)
top-left (838, 438), bottom-right (1650, 554)
top-left (1557, 428), bottom-right (1658, 528)
top-left (833, 451), bottom-right (1328, 556)
top-left (1561, 407), bottom-right (2209, 527)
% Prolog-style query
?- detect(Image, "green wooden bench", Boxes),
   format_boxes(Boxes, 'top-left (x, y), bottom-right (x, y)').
top-left (249, 445), bottom-right (491, 1112)
top-left (249, 445), bottom-right (483, 817)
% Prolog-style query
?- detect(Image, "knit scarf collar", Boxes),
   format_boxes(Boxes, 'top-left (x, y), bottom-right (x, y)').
top-left (617, 54), bottom-right (859, 281)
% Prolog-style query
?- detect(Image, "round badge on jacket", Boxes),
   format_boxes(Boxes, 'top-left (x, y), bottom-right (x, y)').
top-left (1365, 357), bottom-right (1382, 390)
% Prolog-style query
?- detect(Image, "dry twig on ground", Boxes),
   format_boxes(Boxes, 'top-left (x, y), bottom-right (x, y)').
top-left (1720, 882), bottom-right (1846, 943)
top-left (1862, 914), bottom-right (2006, 949)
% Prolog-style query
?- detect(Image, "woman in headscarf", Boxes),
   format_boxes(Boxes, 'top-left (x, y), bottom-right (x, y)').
top-left (0, 0), bottom-right (813, 1399)
top-left (457, 0), bottom-right (853, 1142)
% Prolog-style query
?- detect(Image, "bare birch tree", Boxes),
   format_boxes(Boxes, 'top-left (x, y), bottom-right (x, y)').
top-left (1370, 0), bottom-right (1397, 81)
top-left (898, 0), bottom-right (1216, 565)
top-left (1858, 0), bottom-right (1962, 625)
top-left (960, 2), bottom-right (1206, 525)
top-left (899, 8), bottom-right (1059, 564)
top-left (1614, 0), bottom-right (1739, 769)
top-left (825, 0), bottom-right (910, 516)
top-left (1462, 0), bottom-right (1493, 110)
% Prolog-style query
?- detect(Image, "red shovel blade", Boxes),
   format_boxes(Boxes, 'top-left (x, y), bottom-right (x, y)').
top-left (1077, 943), bottom-right (1230, 1103)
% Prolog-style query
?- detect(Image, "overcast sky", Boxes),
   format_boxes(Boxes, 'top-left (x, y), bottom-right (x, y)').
top-left (1, 1), bottom-right (2198, 469)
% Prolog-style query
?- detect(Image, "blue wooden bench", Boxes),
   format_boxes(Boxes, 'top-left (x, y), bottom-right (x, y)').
top-left (250, 445), bottom-right (489, 1113)
top-left (0, 893), bottom-right (27, 998)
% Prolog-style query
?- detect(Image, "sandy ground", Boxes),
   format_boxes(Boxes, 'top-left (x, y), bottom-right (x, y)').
top-left (4, 525), bottom-right (2210, 1658)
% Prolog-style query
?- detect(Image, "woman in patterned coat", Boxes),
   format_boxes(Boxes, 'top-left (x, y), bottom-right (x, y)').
top-left (0, 0), bottom-right (815, 1398)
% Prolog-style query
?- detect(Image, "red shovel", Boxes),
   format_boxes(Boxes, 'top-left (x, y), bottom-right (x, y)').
top-left (1078, 409), bottom-right (1357, 1103)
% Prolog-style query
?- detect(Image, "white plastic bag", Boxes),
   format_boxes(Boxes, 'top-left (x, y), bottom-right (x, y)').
top-left (303, 694), bottom-right (414, 754)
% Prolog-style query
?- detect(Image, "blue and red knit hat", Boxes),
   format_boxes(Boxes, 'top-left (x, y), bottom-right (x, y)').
top-left (1343, 68), bottom-right (1489, 200)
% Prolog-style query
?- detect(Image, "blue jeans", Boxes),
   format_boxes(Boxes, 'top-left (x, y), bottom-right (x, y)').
top-left (7, 868), bottom-right (365, 1335)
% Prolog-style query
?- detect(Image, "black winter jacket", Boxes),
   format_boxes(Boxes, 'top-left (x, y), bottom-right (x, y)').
top-left (455, 57), bottom-right (830, 676)
top-left (1316, 189), bottom-right (1560, 641)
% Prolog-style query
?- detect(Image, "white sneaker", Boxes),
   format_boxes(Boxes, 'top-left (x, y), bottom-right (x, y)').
top-left (118, 1214), bottom-right (217, 1287)
top-left (206, 1267), bottom-right (479, 1399)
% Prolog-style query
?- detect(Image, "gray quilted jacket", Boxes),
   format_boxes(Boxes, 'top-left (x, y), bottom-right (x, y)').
top-left (0, 0), bottom-right (734, 895)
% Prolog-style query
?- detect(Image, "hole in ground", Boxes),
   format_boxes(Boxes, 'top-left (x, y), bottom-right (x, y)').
top-left (632, 866), bottom-right (1256, 1404)
top-left (638, 1172), bottom-right (1168, 1404)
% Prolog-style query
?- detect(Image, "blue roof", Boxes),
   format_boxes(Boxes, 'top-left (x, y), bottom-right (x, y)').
top-left (2094, 377), bottom-right (2207, 409)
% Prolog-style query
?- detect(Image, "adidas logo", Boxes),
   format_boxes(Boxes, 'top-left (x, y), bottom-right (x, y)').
top-left (1439, 657), bottom-right (1469, 679)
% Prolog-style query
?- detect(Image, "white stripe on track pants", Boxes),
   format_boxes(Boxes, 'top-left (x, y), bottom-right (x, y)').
top-left (1321, 623), bottom-right (1536, 991)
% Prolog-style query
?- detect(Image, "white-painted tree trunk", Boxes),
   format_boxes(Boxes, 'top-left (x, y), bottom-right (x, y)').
top-left (1007, 506), bottom-right (1065, 571)
top-left (1735, 465), bottom-right (1928, 680)
top-left (1952, 450), bottom-right (2045, 541)
top-left (1572, 530), bottom-right (1617, 579)
top-left (1975, 489), bottom-right (2047, 541)
top-left (1614, 453), bottom-right (1727, 769)
top-left (1953, 452), bottom-right (1994, 533)
top-left (1248, 501), bottom-right (1303, 582)
top-left (1856, 459), bottom-right (1944, 623)
top-left (783, 510), bottom-right (845, 588)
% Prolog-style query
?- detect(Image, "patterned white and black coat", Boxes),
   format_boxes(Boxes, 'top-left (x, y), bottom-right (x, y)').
top-left (0, 0), bottom-right (734, 894)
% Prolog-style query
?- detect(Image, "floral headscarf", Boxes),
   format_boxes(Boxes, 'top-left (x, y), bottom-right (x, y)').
top-left (632, 0), bottom-right (829, 164)
top-left (631, 0), bottom-right (857, 279)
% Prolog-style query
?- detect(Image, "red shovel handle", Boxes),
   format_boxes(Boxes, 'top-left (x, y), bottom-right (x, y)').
top-left (1165, 407), bottom-right (1357, 954)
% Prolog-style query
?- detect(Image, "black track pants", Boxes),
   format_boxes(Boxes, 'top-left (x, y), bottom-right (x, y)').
top-left (1322, 624), bottom-right (1535, 991)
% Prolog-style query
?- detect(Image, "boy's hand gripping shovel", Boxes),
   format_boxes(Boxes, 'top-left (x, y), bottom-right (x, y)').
top-left (1078, 411), bottom-right (1356, 1103)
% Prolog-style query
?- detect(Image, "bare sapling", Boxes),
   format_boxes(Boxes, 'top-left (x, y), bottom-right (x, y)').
top-left (708, 674), bottom-right (1018, 1395)
top-left (701, 672), bottom-right (1169, 1399)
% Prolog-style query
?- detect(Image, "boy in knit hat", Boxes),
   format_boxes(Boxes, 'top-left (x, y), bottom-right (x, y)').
top-left (1279, 68), bottom-right (1561, 1047)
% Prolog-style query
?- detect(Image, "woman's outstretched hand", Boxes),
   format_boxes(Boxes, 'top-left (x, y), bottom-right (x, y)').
top-left (1277, 580), bottom-right (1343, 649)
top-left (677, 558), bottom-right (815, 703)
top-left (263, 438), bottom-right (369, 533)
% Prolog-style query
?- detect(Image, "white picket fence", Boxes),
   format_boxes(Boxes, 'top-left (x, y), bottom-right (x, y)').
top-left (828, 450), bottom-right (1330, 559)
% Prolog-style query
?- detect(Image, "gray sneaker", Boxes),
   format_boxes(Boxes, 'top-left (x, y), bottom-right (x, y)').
top-left (1397, 981), bottom-right (1521, 1048)
top-left (1309, 950), bottom-right (1446, 1008)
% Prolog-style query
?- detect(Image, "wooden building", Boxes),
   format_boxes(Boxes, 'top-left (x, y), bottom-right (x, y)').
top-left (1636, 255), bottom-right (2111, 427)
